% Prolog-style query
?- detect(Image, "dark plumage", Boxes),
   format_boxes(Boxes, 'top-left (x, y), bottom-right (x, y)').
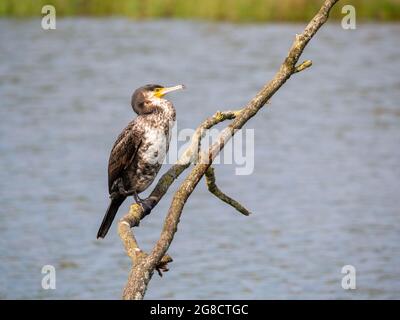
top-left (97, 84), bottom-right (184, 239)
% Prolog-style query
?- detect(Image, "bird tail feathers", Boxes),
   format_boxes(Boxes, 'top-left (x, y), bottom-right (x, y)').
top-left (97, 196), bottom-right (125, 239)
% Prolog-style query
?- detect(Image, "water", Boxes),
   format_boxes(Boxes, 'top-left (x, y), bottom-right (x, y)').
top-left (0, 19), bottom-right (399, 299)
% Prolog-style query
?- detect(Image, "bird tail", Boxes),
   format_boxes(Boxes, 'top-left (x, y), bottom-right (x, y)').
top-left (97, 196), bottom-right (125, 239)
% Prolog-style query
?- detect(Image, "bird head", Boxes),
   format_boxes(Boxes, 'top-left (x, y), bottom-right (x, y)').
top-left (131, 84), bottom-right (185, 115)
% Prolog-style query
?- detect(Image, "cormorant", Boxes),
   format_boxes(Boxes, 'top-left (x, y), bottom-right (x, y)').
top-left (97, 84), bottom-right (185, 239)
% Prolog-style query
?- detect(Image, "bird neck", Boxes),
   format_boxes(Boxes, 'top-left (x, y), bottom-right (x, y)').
top-left (153, 98), bottom-right (176, 120)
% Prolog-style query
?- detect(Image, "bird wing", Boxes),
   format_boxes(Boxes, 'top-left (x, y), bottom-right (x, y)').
top-left (108, 119), bottom-right (143, 193)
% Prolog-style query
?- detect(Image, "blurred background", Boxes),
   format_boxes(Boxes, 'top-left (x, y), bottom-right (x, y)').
top-left (0, 1), bottom-right (399, 299)
top-left (1, 0), bottom-right (400, 21)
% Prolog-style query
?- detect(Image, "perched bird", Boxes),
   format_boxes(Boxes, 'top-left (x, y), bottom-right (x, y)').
top-left (97, 84), bottom-right (185, 239)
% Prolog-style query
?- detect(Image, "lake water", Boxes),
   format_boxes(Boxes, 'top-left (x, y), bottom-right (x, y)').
top-left (0, 19), bottom-right (399, 299)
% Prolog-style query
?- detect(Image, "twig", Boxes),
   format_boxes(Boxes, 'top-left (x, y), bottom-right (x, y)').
top-left (294, 59), bottom-right (313, 73)
top-left (205, 166), bottom-right (251, 216)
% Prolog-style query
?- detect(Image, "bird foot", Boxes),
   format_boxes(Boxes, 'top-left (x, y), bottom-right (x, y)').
top-left (138, 198), bottom-right (153, 216)
top-left (110, 178), bottom-right (136, 198)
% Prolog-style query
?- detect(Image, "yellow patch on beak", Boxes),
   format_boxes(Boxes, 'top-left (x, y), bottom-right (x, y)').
top-left (155, 85), bottom-right (185, 98)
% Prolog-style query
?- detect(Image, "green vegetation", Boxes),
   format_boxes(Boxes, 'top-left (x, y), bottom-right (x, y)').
top-left (1, 0), bottom-right (399, 21)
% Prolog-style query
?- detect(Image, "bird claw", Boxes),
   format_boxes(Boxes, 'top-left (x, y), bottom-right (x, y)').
top-left (139, 199), bottom-right (153, 216)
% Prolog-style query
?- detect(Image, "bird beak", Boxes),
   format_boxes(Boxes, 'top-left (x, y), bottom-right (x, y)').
top-left (158, 84), bottom-right (185, 97)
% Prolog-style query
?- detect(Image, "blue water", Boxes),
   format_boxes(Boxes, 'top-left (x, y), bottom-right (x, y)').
top-left (0, 19), bottom-right (399, 299)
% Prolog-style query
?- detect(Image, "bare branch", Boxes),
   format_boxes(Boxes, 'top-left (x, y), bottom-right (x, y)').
top-left (119, 0), bottom-right (340, 300)
top-left (205, 166), bottom-right (251, 216)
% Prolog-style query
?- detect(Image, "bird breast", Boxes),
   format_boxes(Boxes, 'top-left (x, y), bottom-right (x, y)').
top-left (130, 125), bottom-right (172, 193)
top-left (142, 127), bottom-right (169, 165)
